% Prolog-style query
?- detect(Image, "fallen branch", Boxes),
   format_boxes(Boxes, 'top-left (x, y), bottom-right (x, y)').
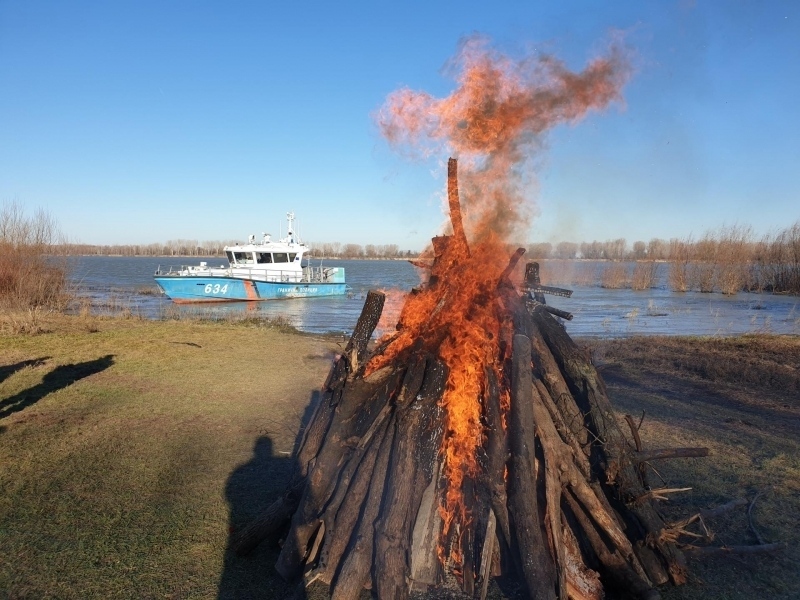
top-left (636, 448), bottom-right (709, 462)
top-left (635, 487), bottom-right (692, 503)
top-left (682, 543), bottom-right (787, 557)
top-left (699, 498), bottom-right (748, 520)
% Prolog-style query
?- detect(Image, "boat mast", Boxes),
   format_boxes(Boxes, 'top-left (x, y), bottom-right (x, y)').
top-left (286, 212), bottom-right (295, 245)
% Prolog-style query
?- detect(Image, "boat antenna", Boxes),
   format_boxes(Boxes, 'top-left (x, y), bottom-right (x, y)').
top-left (286, 212), bottom-right (295, 244)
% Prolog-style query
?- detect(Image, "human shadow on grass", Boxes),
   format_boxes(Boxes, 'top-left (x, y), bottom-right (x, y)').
top-left (0, 357), bottom-right (50, 385)
top-left (0, 355), bottom-right (115, 420)
top-left (218, 391), bottom-right (322, 600)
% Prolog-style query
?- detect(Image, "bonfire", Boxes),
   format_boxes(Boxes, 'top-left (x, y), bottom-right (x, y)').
top-left (232, 37), bottom-right (779, 600)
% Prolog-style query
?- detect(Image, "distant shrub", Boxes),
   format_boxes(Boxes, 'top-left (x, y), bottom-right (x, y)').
top-left (631, 261), bottom-right (659, 290)
top-left (668, 239), bottom-right (691, 292)
top-left (600, 262), bottom-right (630, 289)
top-left (0, 203), bottom-right (70, 312)
top-left (714, 225), bottom-right (752, 295)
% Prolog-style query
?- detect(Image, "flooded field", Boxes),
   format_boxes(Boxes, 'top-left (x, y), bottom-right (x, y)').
top-left (70, 256), bottom-right (800, 337)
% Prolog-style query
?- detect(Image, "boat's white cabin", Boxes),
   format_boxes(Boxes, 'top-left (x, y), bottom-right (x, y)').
top-left (224, 242), bottom-right (307, 270)
top-left (222, 211), bottom-right (306, 271)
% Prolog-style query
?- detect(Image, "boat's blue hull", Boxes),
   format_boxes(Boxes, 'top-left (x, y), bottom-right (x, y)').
top-left (154, 276), bottom-right (348, 303)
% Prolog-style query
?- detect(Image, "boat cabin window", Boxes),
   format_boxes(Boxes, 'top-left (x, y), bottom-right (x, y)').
top-left (273, 253), bottom-right (289, 263)
top-left (289, 253), bottom-right (297, 262)
top-left (256, 252), bottom-right (272, 264)
top-left (233, 251), bottom-right (253, 264)
top-left (225, 251), bottom-right (234, 263)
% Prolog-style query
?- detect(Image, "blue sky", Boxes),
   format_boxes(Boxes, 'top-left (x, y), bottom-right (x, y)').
top-left (1, 1), bottom-right (798, 249)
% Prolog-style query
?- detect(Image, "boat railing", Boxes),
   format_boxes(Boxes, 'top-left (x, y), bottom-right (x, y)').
top-left (302, 266), bottom-right (339, 283)
top-left (155, 264), bottom-right (305, 282)
top-left (154, 265), bottom-right (188, 276)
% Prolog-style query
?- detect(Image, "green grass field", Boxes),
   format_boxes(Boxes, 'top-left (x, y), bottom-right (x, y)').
top-left (1, 316), bottom-right (798, 599)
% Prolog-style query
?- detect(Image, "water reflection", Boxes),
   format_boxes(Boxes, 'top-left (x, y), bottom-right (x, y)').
top-left (69, 256), bottom-right (800, 337)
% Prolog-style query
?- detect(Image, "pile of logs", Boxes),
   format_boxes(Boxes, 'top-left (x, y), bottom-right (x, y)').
top-left (231, 159), bottom-right (770, 600)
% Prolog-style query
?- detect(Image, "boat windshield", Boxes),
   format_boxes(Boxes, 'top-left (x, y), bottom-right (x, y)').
top-left (256, 252), bottom-right (272, 264)
top-left (289, 253), bottom-right (297, 262)
top-left (273, 253), bottom-right (289, 263)
top-left (225, 251), bottom-right (234, 263)
top-left (233, 251), bottom-right (253, 264)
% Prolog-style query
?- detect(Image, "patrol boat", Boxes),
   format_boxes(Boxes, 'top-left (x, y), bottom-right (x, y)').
top-left (154, 213), bottom-right (347, 303)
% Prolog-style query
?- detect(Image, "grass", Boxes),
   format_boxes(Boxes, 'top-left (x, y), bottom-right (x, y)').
top-left (2, 317), bottom-right (799, 599)
top-left (0, 314), bottom-right (341, 599)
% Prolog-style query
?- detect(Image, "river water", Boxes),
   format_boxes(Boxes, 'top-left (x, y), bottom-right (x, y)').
top-left (70, 256), bottom-right (800, 338)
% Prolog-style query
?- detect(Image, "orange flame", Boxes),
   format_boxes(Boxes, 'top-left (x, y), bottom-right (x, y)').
top-left (370, 33), bottom-right (631, 571)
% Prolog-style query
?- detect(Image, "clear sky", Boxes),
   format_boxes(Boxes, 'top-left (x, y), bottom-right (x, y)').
top-left (1, 1), bottom-right (798, 250)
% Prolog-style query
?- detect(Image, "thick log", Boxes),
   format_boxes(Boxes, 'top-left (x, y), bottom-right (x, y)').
top-left (233, 486), bottom-right (302, 556)
top-left (329, 419), bottom-right (396, 600)
top-left (542, 304), bottom-right (574, 321)
top-left (326, 302), bottom-right (384, 395)
top-left (567, 472), bottom-right (652, 589)
top-left (533, 378), bottom-right (591, 480)
top-left (335, 290), bottom-right (387, 379)
top-left (499, 247), bottom-right (526, 283)
top-left (410, 461), bottom-right (443, 590)
top-left (525, 262), bottom-right (546, 303)
top-left (447, 158), bottom-right (470, 256)
top-left (315, 415), bottom-right (392, 585)
top-left (483, 368), bottom-right (514, 575)
top-left (529, 306), bottom-right (688, 585)
top-left (374, 359), bottom-right (447, 600)
top-left (529, 305), bottom-right (668, 587)
top-left (560, 513), bottom-right (603, 600)
top-left (507, 333), bottom-right (557, 600)
top-left (318, 355), bottom-right (428, 566)
top-left (526, 314), bottom-right (587, 451)
top-left (563, 490), bottom-right (659, 600)
top-left (478, 511), bottom-right (497, 600)
top-left (276, 368), bottom-right (403, 581)
top-left (531, 383), bottom-right (568, 599)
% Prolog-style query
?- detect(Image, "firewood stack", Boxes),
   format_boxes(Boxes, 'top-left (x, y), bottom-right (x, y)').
top-left (234, 159), bottom-right (712, 600)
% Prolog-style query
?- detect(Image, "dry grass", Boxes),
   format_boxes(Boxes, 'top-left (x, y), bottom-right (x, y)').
top-left (587, 334), bottom-right (800, 600)
top-left (3, 318), bottom-right (799, 598)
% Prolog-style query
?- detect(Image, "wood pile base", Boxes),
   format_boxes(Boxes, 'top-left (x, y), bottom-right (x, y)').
top-left (230, 158), bottom-right (778, 599)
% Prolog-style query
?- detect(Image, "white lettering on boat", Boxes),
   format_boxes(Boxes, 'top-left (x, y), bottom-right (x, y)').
top-left (204, 283), bottom-right (229, 294)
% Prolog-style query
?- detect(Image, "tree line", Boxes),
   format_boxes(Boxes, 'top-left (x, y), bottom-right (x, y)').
top-left (58, 241), bottom-right (421, 259)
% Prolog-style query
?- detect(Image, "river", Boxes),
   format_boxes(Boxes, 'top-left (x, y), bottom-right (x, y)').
top-left (69, 256), bottom-right (800, 338)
